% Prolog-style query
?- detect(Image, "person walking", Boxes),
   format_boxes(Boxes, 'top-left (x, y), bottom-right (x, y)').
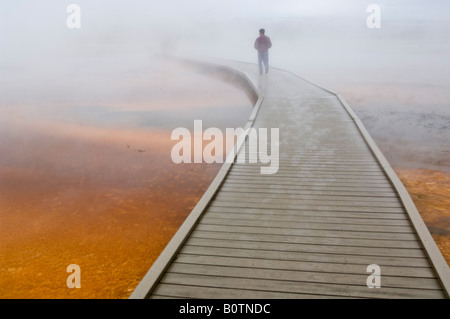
top-left (254, 28), bottom-right (272, 75)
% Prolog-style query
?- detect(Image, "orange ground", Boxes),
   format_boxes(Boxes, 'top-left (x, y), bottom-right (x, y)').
top-left (395, 168), bottom-right (450, 266)
top-left (0, 121), bottom-right (221, 299)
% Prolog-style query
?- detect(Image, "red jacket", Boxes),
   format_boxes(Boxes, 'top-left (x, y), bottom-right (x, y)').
top-left (254, 35), bottom-right (272, 52)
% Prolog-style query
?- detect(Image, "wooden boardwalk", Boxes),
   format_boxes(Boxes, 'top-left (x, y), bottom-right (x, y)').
top-left (130, 60), bottom-right (450, 299)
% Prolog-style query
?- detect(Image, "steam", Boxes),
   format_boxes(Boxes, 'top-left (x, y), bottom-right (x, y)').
top-left (1, 0), bottom-right (449, 172)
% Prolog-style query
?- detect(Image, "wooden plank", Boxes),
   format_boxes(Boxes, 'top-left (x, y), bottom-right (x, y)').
top-left (151, 283), bottom-right (343, 299)
top-left (231, 170), bottom-right (386, 176)
top-left (211, 198), bottom-right (403, 210)
top-left (224, 176), bottom-right (394, 186)
top-left (237, 148), bottom-right (374, 154)
top-left (195, 224), bottom-right (418, 241)
top-left (214, 192), bottom-right (402, 205)
top-left (212, 194), bottom-right (403, 209)
top-left (239, 152), bottom-right (375, 158)
top-left (184, 237), bottom-right (426, 258)
top-left (209, 201), bottom-right (405, 213)
top-left (225, 174), bottom-right (390, 182)
top-left (219, 185), bottom-right (398, 196)
top-left (227, 171), bottom-right (389, 179)
top-left (220, 181), bottom-right (396, 193)
top-left (175, 254), bottom-right (436, 279)
top-left (206, 206), bottom-right (407, 220)
top-left (230, 166), bottom-right (385, 173)
top-left (235, 158), bottom-right (380, 164)
top-left (198, 217), bottom-right (415, 234)
top-left (194, 226), bottom-right (416, 245)
top-left (168, 262), bottom-right (442, 290)
top-left (217, 190), bottom-right (401, 203)
top-left (223, 177), bottom-right (395, 188)
top-left (237, 163), bottom-right (382, 169)
top-left (202, 212), bottom-right (411, 226)
top-left (235, 157), bottom-right (371, 163)
top-left (180, 245), bottom-right (432, 268)
top-left (159, 273), bottom-right (445, 299)
top-left (218, 184), bottom-right (396, 194)
top-left (218, 186), bottom-right (398, 197)
top-left (191, 230), bottom-right (421, 250)
top-left (237, 150), bottom-right (375, 156)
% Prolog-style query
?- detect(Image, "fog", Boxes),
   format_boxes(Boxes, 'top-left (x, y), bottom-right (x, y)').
top-left (1, 0), bottom-right (450, 167)
top-left (3, 1), bottom-right (450, 72)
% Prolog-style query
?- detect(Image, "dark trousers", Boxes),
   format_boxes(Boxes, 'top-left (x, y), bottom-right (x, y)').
top-left (258, 50), bottom-right (269, 74)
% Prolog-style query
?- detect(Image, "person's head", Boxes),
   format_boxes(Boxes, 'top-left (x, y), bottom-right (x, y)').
top-left (259, 28), bottom-right (265, 36)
